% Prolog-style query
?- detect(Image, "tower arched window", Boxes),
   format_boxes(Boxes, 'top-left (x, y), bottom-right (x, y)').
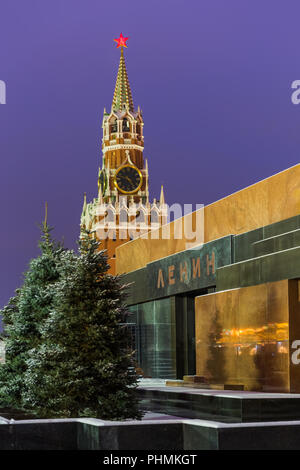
top-left (151, 209), bottom-right (159, 225)
top-left (110, 119), bottom-right (118, 134)
top-left (122, 118), bottom-right (130, 132)
top-left (105, 208), bottom-right (116, 224)
top-left (119, 207), bottom-right (128, 226)
top-left (134, 209), bottom-right (146, 225)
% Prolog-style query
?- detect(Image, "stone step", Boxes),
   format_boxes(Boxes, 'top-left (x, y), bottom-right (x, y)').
top-left (233, 214), bottom-right (300, 263)
top-left (166, 379), bottom-right (244, 391)
top-left (137, 386), bottom-right (300, 422)
top-left (183, 375), bottom-right (208, 384)
top-left (262, 215), bottom-right (300, 239)
top-left (165, 380), bottom-right (184, 387)
top-left (252, 228), bottom-right (300, 257)
top-left (184, 383), bottom-right (225, 390)
top-left (217, 245), bottom-right (300, 291)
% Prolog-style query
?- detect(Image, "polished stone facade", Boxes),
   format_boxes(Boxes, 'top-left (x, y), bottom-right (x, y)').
top-left (196, 280), bottom-right (291, 392)
top-left (120, 165), bottom-right (300, 392)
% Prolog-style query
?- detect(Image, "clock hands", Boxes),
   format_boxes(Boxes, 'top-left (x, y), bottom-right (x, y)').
top-left (115, 165), bottom-right (142, 194)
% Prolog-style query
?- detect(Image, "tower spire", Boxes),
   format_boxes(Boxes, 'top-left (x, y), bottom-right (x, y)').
top-left (145, 159), bottom-right (149, 204)
top-left (82, 192), bottom-right (87, 214)
top-left (112, 38), bottom-right (134, 112)
top-left (160, 185), bottom-right (165, 206)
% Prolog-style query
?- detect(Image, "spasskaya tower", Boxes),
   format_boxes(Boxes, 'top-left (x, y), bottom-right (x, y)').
top-left (80, 34), bottom-right (167, 274)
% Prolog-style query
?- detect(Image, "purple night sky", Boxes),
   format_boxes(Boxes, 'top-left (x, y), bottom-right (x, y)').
top-left (0, 0), bottom-right (300, 309)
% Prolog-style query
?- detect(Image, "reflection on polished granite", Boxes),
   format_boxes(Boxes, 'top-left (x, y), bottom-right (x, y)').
top-left (195, 279), bottom-right (300, 393)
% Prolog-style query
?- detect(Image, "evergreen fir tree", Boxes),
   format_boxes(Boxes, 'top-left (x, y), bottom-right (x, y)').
top-left (0, 218), bottom-right (64, 409)
top-left (22, 233), bottom-right (142, 420)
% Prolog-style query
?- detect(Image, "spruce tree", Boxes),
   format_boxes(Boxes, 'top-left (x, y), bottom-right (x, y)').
top-left (0, 220), bottom-right (64, 409)
top-left (22, 233), bottom-right (142, 420)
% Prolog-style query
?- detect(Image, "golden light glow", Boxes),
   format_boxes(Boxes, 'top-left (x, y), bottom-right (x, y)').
top-left (217, 322), bottom-right (289, 344)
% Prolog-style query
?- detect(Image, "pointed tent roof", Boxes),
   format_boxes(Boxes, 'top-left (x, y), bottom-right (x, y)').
top-left (160, 185), bottom-right (166, 206)
top-left (82, 192), bottom-right (87, 215)
top-left (112, 47), bottom-right (134, 112)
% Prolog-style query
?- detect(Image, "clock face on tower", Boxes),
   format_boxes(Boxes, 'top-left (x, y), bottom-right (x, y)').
top-left (114, 165), bottom-right (142, 194)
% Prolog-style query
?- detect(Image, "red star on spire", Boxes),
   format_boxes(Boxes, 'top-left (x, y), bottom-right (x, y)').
top-left (114, 33), bottom-right (129, 48)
